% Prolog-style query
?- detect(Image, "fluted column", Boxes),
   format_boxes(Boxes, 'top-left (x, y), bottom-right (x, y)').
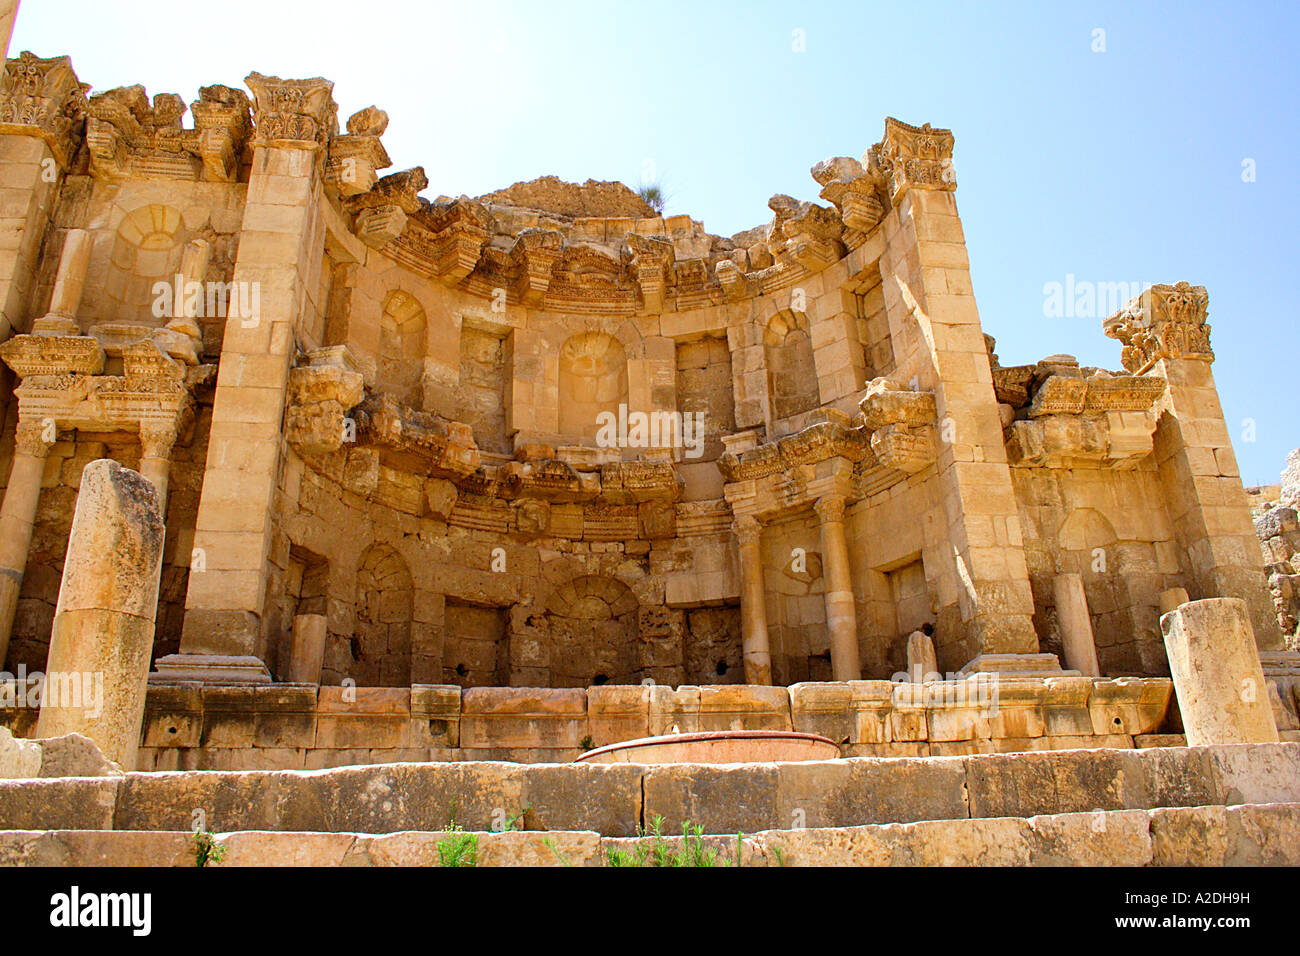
top-left (0, 419), bottom-right (53, 665)
top-left (733, 515), bottom-right (772, 685)
top-left (815, 494), bottom-right (861, 681)
top-left (138, 420), bottom-right (178, 513)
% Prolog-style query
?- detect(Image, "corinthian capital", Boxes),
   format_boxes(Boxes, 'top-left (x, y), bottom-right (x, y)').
top-left (245, 72), bottom-right (337, 150)
top-left (814, 494), bottom-right (846, 524)
top-left (0, 52), bottom-right (89, 166)
top-left (14, 419), bottom-right (54, 457)
top-left (1103, 282), bottom-right (1213, 374)
top-left (732, 514), bottom-right (763, 547)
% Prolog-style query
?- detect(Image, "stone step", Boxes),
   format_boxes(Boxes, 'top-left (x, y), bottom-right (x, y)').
top-left (1, 802), bottom-right (1297, 866)
top-left (1, 742), bottom-right (1296, 838)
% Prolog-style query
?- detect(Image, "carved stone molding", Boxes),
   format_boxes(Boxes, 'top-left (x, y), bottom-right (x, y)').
top-left (812, 156), bottom-right (890, 235)
top-left (325, 105), bottom-right (391, 197)
top-left (0, 52), bottom-right (89, 166)
top-left (858, 377), bottom-right (938, 474)
top-left (1104, 282), bottom-right (1213, 374)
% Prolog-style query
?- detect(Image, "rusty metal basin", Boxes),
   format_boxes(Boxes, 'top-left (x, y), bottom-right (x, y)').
top-left (574, 729), bottom-right (841, 764)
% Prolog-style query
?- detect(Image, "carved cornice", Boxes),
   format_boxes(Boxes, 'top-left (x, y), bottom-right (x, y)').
top-left (812, 156), bottom-right (890, 236)
top-left (719, 418), bottom-right (871, 483)
top-left (858, 377), bottom-right (938, 475)
top-left (325, 106), bottom-right (391, 197)
top-left (0, 52), bottom-right (89, 167)
top-left (0, 333), bottom-right (105, 378)
top-left (1103, 282), bottom-right (1213, 374)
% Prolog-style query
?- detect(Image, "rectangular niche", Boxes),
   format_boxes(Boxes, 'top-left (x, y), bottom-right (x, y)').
top-left (845, 263), bottom-right (894, 380)
top-left (888, 558), bottom-right (933, 639)
top-left (675, 335), bottom-right (735, 462)
top-left (455, 322), bottom-right (510, 455)
top-left (443, 600), bottom-right (509, 687)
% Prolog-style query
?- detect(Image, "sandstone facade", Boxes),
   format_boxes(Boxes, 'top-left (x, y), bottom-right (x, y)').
top-left (0, 51), bottom-right (1294, 768)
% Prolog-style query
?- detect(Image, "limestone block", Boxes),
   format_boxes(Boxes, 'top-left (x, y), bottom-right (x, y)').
top-left (35, 733), bottom-right (121, 777)
top-left (1206, 741), bottom-right (1300, 805)
top-left (1148, 805), bottom-right (1228, 866)
top-left (1088, 677), bottom-right (1173, 737)
top-left (141, 684), bottom-right (202, 748)
top-left (1041, 676), bottom-right (1095, 736)
top-left (0, 726), bottom-right (40, 778)
top-left (410, 684), bottom-right (460, 748)
top-left (459, 687), bottom-right (587, 750)
top-left (642, 762), bottom-right (780, 834)
top-left (789, 681), bottom-right (853, 742)
top-left (0, 777), bottom-right (120, 830)
top-left (514, 763), bottom-right (642, 837)
top-left (35, 460), bottom-right (164, 771)
top-left (966, 748), bottom-right (1150, 818)
top-left (647, 684), bottom-right (700, 735)
top-left (199, 686), bottom-right (256, 748)
top-left (848, 680), bottom-right (894, 744)
top-left (586, 685), bottom-right (650, 748)
top-left (251, 685), bottom-right (318, 749)
top-left (888, 682), bottom-right (928, 741)
top-left (1224, 803), bottom-right (1300, 865)
top-left (885, 817), bottom-right (1032, 866)
top-left (986, 678), bottom-right (1047, 739)
top-left (315, 686), bottom-right (412, 750)
top-left (924, 679), bottom-right (993, 741)
top-left (1026, 808), bottom-right (1152, 866)
top-left (474, 830), bottom-right (604, 867)
top-left (0, 830), bottom-right (195, 867)
top-left (696, 684), bottom-right (792, 732)
top-left (1161, 599), bottom-right (1278, 746)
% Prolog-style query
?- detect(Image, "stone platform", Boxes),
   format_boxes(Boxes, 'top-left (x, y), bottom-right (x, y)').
top-left (0, 742), bottom-right (1296, 866)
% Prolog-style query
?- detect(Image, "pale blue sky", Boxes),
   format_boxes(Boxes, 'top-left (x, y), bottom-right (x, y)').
top-left (13, 0), bottom-right (1298, 484)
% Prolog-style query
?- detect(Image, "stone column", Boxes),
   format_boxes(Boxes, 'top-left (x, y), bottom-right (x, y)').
top-left (32, 227), bottom-right (92, 334)
top-left (167, 74), bottom-right (336, 683)
top-left (906, 630), bottom-right (938, 682)
top-left (35, 459), bottom-right (165, 770)
top-left (815, 494), bottom-right (862, 681)
top-left (137, 420), bottom-right (177, 512)
top-left (0, 418), bottom-right (51, 666)
top-left (733, 515), bottom-right (773, 685)
top-left (1053, 573), bottom-right (1100, 676)
top-left (1160, 597), bottom-right (1278, 746)
top-left (286, 613), bottom-right (326, 684)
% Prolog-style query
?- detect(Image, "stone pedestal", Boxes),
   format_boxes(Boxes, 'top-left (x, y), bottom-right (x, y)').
top-left (0, 420), bottom-right (52, 666)
top-left (733, 516), bottom-right (772, 685)
top-left (34, 460), bottom-right (165, 770)
top-left (1053, 572), bottom-right (1100, 677)
top-left (815, 495), bottom-right (862, 681)
top-left (1160, 597), bottom-right (1278, 746)
top-left (286, 613), bottom-right (327, 684)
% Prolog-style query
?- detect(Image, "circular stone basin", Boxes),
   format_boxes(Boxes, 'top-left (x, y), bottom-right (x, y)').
top-left (575, 730), bottom-right (841, 764)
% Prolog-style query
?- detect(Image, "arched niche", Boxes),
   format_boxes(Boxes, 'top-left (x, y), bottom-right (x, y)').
top-left (558, 331), bottom-right (627, 442)
top-left (764, 309), bottom-right (818, 421)
top-left (378, 290), bottom-right (426, 405)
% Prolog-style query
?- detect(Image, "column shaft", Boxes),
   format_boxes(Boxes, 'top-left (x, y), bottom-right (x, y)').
top-left (0, 421), bottom-right (51, 665)
top-left (816, 496), bottom-right (861, 681)
top-left (1053, 572), bottom-right (1100, 676)
top-left (734, 517), bottom-right (772, 685)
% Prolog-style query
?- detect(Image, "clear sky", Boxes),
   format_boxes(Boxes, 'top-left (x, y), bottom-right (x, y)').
top-left (12, 0), bottom-right (1298, 485)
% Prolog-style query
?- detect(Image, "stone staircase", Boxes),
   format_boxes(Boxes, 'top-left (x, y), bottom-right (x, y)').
top-left (0, 742), bottom-right (1297, 866)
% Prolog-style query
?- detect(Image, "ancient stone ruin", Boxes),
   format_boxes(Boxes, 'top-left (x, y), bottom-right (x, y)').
top-left (0, 42), bottom-right (1297, 868)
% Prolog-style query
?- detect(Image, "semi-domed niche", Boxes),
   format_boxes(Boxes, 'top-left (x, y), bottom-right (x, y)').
top-left (764, 309), bottom-right (819, 421)
top-left (377, 290), bottom-right (427, 406)
top-left (326, 543), bottom-right (413, 687)
top-left (558, 331), bottom-right (627, 443)
top-left (540, 575), bottom-right (639, 686)
top-left (107, 203), bottom-right (188, 323)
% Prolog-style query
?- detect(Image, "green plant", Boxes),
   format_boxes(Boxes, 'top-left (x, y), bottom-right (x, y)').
top-left (500, 803), bottom-right (530, 833)
top-left (770, 844), bottom-right (786, 867)
top-left (193, 830), bottom-right (226, 868)
top-left (605, 816), bottom-right (738, 867)
top-left (579, 735), bottom-right (594, 751)
top-left (436, 803), bottom-right (478, 867)
top-left (543, 836), bottom-right (574, 867)
top-left (637, 183), bottom-right (666, 215)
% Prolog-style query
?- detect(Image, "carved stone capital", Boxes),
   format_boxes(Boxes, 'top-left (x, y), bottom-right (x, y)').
top-left (814, 494), bottom-right (846, 524)
top-left (1103, 282), bottom-right (1213, 374)
top-left (245, 72), bottom-right (337, 151)
top-left (138, 419), bottom-right (180, 460)
top-left (13, 419), bottom-right (54, 457)
top-left (0, 52), bottom-right (89, 167)
top-left (189, 84), bottom-right (252, 181)
top-left (868, 117), bottom-right (956, 202)
top-left (732, 514), bottom-right (763, 547)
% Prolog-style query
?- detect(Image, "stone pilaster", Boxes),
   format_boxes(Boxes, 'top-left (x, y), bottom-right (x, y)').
top-left (168, 73), bottom-right (336, 682)
top-left (871, 118), bottom-right (1042, 671)
top-left (1106, 283), bottom-right (1282, 650)
top-left (733, 515), bottom-right (773, 685)
top-left (814, 494), bottom-right (861, 680)
top-left (0, 52), bottom-right (87, 341)
top-left (0, 417), bottom-right (51, 666)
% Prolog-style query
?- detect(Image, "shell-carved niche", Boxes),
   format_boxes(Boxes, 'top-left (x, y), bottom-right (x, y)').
top-left (558, 331), bottom-right (627, 442)
top-left (105, 203), bottom-right (188, 323)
